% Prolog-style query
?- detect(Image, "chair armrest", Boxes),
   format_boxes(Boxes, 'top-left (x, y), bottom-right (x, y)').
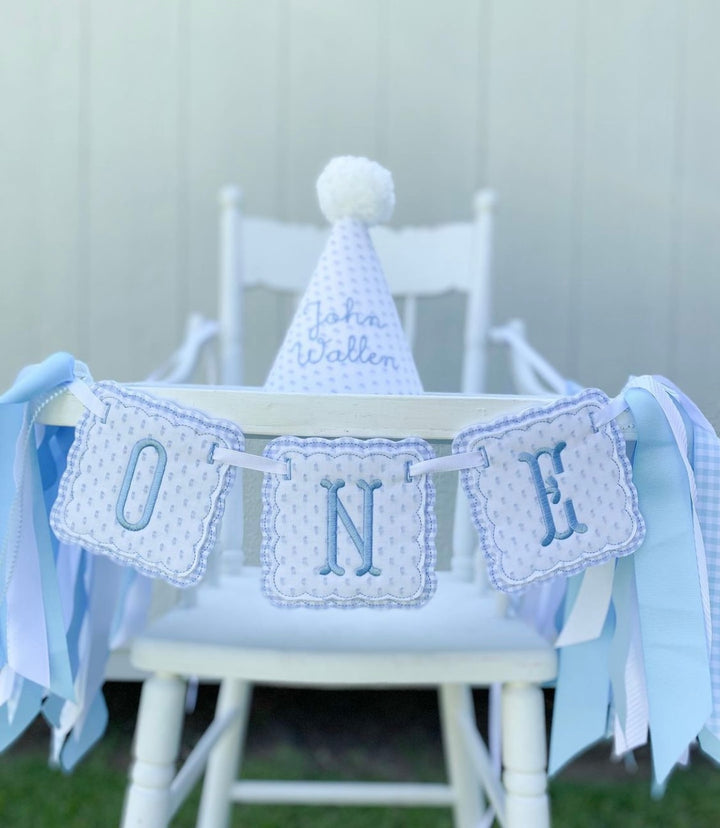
top-left (145, 314), bottom-right (220, 384)
top-left (489, 319), bottom-right (566, 396)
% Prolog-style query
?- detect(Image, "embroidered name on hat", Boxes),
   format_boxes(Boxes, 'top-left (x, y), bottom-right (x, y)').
top-left (293, 297), bottom-right (398, 371)
top-left (453, 388), bottom-right (645, 592)
top-left (261, 436), bottom-right (436, 608)
top-left (50, 381), bottom-right (244, 586)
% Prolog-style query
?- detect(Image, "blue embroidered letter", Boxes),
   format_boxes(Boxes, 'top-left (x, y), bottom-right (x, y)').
top-left (518, 441), bottom-right (587, 546)
top-left (320, 478), bottom-right (382, 576)
top-left (116, 438), bottom-right (167, 531)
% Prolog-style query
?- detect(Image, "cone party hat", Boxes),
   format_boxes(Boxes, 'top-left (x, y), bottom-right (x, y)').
top-left (264, 156), bottom-right (423, 394)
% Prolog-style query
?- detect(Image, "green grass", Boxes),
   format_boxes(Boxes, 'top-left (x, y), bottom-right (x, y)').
top-left (1, 685), bottom-right (720, 827)
top-left (551, 759), bottom-right (720, 828)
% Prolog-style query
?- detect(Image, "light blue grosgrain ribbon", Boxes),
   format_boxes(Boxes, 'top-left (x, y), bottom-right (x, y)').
top-left (625, 387), bottom-right (712, 785)
top-left (549, 572), bottom-right (614, 774)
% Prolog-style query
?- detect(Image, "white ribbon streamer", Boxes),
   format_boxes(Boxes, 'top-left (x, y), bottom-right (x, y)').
top-left (612, 561), bottom-right (649, 755)
top-left (619, 600), bottom-right (649, 753)
top-left (554, 560), bottom-right (616, 648)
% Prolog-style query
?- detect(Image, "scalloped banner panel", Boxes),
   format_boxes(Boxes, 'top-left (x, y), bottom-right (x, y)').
top-left (50, 382), bottom-right (244, 587)
top-left (261, 436), bottom-right (437, 608)
top-left (453, 389), bottom-right (645, 592)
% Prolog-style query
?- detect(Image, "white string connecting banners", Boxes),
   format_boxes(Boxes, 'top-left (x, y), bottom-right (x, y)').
top-left (406, 448), bottom-right (489, 479)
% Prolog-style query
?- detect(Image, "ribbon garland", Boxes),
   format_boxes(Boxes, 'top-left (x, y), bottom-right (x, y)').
top-left (3, 356), bottom-right (720, 790)
top-left (0, 354), bottom-right (151, 768)
top-left (550, 375), bottom-right (719, 788)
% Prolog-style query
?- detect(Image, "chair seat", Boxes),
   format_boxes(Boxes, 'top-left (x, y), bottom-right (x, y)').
top-left (130, 572), bottom-right (557, 687)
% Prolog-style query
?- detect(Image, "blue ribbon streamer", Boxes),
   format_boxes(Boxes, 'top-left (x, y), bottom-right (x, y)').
top-left (0, 354), bottom-right (80, 749)
top-left (60, 691), bottom-right (109, 772)
top-left (28, 444), bottom-right (74, 700)
top-left (0, 680), bottom-right (44, 752)
top-left (549, 572), bottom-right (614, 774)
top-left (0, 352), bottom-right (75, 407)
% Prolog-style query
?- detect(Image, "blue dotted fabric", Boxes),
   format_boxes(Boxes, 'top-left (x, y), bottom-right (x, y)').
top-left (265, 217), bottom-right (423, 394)
top-left (51, 382), bottom-right (244, 587)
top-left (453, 389), bottom-right (645, 592)
top-left (260, 436), bottom-right (436, 608)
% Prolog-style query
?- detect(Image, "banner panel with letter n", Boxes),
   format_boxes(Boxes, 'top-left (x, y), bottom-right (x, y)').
top-left (261, 436), bottom-right (436, 608)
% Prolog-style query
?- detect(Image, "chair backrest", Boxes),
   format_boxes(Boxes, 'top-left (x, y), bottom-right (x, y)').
top-left (217, 186), bottom-right (496, 393)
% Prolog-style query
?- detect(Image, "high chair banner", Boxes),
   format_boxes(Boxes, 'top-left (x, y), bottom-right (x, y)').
top-left (44, 379), bottom-right (647, 602)
top-left (33, 373), bottom-right (648, 601)
top-left (10, 370), bottom-right (654, 600)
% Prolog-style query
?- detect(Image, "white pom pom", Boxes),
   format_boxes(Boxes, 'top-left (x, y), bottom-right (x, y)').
top-left (316, 156), bottom-right (395, 225)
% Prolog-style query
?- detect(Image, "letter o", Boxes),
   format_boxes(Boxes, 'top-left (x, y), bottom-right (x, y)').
top-left (116, 438), bottom-right (167, 531)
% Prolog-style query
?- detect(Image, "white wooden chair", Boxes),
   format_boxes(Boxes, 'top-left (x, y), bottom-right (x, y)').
top-left (88, 386), bottom-right (557, 828)
top-left (105, 186), bottom-right (499, 683)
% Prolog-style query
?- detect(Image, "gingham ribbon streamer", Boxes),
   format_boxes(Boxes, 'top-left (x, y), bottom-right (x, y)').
top-left (695, 423), bottom-right (720, 743)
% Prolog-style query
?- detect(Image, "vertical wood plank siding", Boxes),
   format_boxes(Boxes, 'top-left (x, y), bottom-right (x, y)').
top-left (1, 0), bottom-right (717, 414)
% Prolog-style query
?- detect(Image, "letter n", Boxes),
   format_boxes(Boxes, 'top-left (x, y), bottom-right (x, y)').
top-left (320, 478), bottom-right (382, 576)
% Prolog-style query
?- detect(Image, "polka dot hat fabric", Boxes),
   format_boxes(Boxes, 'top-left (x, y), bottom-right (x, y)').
top-left (264, 217), bottom-right (423, 394)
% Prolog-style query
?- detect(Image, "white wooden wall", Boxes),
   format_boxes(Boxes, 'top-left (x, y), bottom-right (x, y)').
top-left (1, 1), bottom-right (719, 414)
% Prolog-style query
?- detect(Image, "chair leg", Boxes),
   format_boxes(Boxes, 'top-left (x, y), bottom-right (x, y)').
top-left (439, 684), bottom-right (484, 828)
top-left (196, 679), bottom-right (253, 828)
top-left (501, 682), bottom-right (550, 828)
top-left (121, 673), bottom-right (187, 828)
